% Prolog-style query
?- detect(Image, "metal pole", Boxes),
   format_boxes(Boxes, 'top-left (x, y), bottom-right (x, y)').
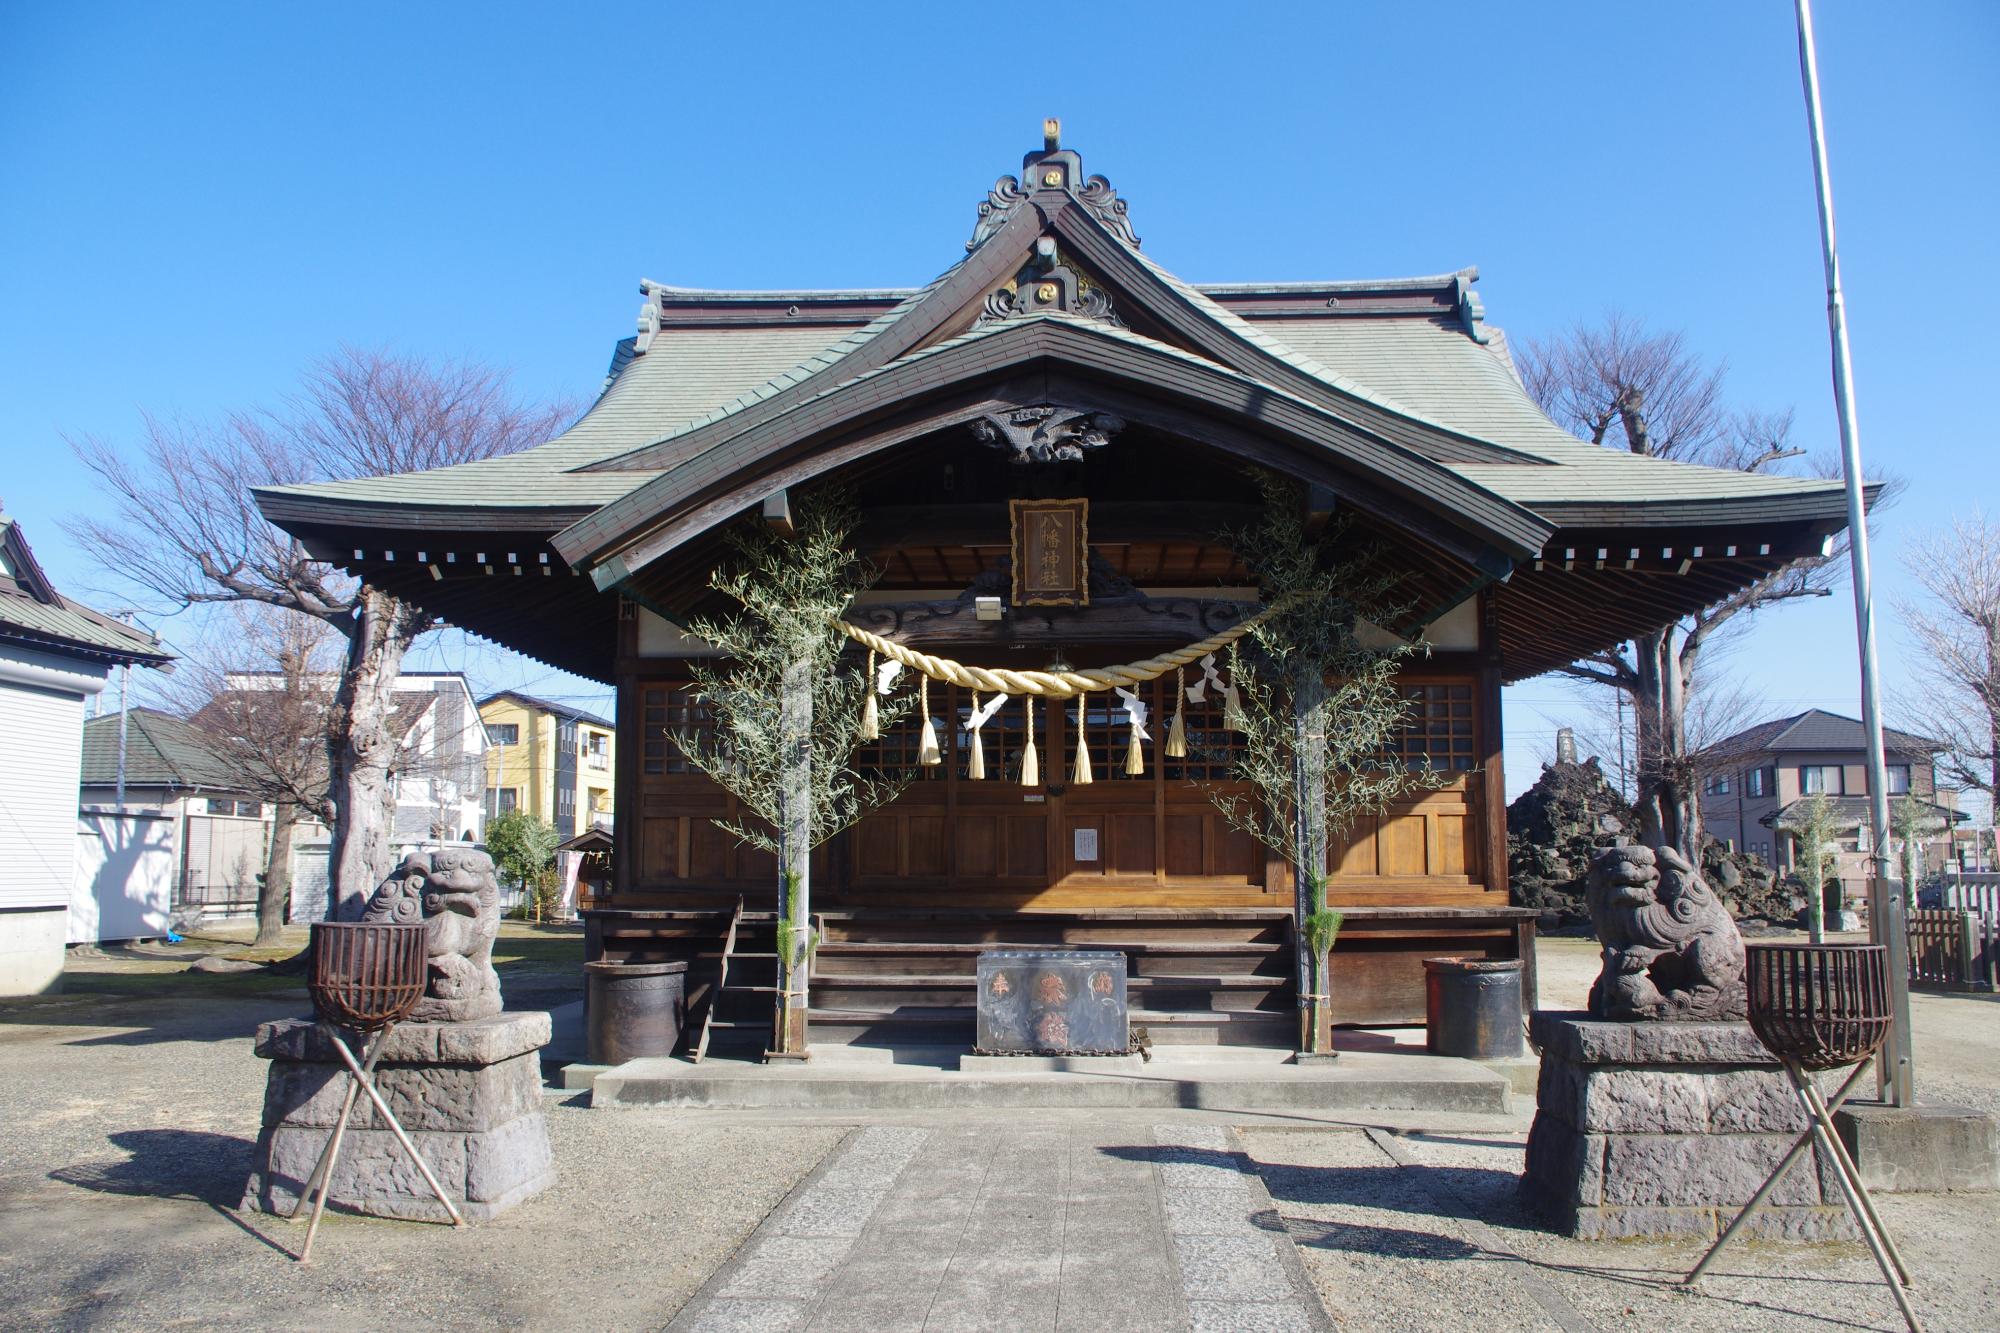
top-left (115, 661), bottom-right (130, 812)
top-left (1793, 0), bottom-right (1912, 1105)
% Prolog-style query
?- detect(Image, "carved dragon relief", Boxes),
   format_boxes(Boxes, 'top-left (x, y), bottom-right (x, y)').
top-left (969, 405), bottom-right (1127, 465)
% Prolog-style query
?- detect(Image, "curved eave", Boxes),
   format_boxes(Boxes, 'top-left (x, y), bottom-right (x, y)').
top-left (553, 316), bottom-right (1552, 583)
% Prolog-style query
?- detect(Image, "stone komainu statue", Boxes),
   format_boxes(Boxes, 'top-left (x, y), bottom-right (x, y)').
top-left (360, 848), bottom-right (503, 1023)
top-left (1586, 843), bottom-right (1747, 1022)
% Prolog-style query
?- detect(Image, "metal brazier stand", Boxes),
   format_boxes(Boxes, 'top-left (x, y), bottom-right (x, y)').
top-left (290, 921), bottom-right (466, 1262)
top-left (1686, 944), bottom-right (1921, 1331)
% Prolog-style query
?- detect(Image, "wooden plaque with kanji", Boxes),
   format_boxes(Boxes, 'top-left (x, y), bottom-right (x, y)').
top-left (1009, 498), bottom-right (1089, 607)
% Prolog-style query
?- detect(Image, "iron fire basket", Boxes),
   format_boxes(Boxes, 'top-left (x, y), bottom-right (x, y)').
top-left (1687, 942), bottom-right (1921, 1331)
top-left (290, 920), bottom-right (466, 1262)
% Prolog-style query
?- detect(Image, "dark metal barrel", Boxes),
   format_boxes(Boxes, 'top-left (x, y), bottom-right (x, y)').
top-left (585, 960), bottom-right (688, 1064)
top-left (1423, 956), bottom-right (1525, 1058)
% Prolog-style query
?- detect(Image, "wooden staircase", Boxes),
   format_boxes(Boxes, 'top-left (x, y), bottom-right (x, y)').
top-left (806, 908), bottom-right (1296, 1047)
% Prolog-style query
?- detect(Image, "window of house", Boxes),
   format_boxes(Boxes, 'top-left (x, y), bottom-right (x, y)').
top-left (1886, 764), bottom-right (1911, 795)
top-left (1748, 767), bottom-right (1769, 797)
top-left (1708, 774), bottom-right (1731, 795)
top-left (488, 723), bottom-right (519, 746)
top-left (586, 732), bottom-right (607, 757)
top-left (1387, 683), bottom-right (1476, 773)
top-left (485, 787), bottom-right (518, 817)
top-left (1801, 764), bottom-right (1843, 795)
top-left (205, 797), bottom-right (261, 817)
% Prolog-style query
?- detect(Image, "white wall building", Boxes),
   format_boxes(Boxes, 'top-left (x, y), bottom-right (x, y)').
top-left (0, 514), bottom-right (171, 994)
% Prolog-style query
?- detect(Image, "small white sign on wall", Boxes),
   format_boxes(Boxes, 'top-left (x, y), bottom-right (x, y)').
top-left (1073, 827), bottom-right (1099, 862)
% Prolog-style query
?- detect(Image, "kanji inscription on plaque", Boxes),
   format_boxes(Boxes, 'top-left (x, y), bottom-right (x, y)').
top-left (1009, 497), bottom-right (1089, 607)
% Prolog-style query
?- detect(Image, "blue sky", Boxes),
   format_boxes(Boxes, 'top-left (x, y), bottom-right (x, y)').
top-left (3, 3), bottom-right (1995, 803)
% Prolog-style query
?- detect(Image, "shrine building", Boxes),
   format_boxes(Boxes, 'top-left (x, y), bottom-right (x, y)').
top-left (256, 127), bottom-right (1855, 1050)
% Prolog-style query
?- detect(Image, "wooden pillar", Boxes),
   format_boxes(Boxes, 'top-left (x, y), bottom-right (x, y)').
top-left (609, 598), bottom-right (642, 915)
top-left (1477, 589), bottom-right (1508, 901)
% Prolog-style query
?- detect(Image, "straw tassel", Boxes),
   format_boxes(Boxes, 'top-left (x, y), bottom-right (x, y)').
top-left (1072, 703), bottom-right (1094, 786)
top-left (1166, 667), bottom-right (1188, 758)
top-left (1020, 696), bottom-right (1039, 787)
top-left (859, 650), bottom-right (879, 741)
top-left (917, 676), bottom-right (942, 766)
top-left (967, 690), bottom-right (986, 780)
top-left (1124, 726), bottom-right (1145, 776)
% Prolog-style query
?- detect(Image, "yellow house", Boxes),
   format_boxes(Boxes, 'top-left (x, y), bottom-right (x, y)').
top-left (478, 691), bottom-right (615, 840)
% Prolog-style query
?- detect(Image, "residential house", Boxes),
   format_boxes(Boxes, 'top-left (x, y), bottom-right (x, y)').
top-left (0, 512), bottom-right (171, 991)
top-left (223, 669), bottom-right (490, 848)
top-left (1701, 708), bottom-right (1966, 905)
top-left (79, 707), bottom-right (273, 925)
top-left (479, 690), bottom-right (614, 840)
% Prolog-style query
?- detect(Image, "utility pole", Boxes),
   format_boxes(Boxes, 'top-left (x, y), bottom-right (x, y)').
top-left (1793, 0), bottom-right (1912, 1105)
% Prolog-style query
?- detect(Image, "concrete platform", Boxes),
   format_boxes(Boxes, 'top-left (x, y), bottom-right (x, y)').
top-left (589, 1045), bottom-right (1511, 1113)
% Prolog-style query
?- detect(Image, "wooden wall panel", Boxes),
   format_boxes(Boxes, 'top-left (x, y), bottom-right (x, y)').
top-left (908, 817), bottom-right (947, 877)
top-left (641, 817), bottom-right (678, 881)
top-left (1007, 816), bottom-right (1047, 878)
top-left (856, 816), bottom-right (898, 878)
top-left (956, 816), bottom-right (998, 878)
top-left (1163, 815), bottom-right (1204, 877)
top-left (1109, 814), bottom-right (1156, 878)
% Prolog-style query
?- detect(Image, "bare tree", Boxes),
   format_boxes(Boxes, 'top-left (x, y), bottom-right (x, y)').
top-left (1517, 315), bottom-right (1842, 858)
top-left (71, 348), bottom-right (572, 917)
top-left (166, 608), bottom-right (339, 944)
top-left (1898, 510), bottom-right (2000, 803)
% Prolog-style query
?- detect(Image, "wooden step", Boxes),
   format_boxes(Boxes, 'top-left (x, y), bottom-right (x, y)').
top-left (815, 941), bottom-right (1279, 954)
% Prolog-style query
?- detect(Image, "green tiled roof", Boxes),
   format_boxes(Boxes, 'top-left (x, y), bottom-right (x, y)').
top-left (80, 708), bottom-right (242, 790)
top-left (0, 518), bottom-right (171, 665)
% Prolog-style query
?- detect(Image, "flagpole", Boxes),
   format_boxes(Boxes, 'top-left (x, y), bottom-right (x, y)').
top-left (1793, 0), bottom-right (1912, 1106)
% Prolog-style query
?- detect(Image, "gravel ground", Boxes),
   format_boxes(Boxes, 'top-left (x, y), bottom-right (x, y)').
top-left (1243, 1124), bottom-right (2000, 1332)
top-left (0, 992), bottom-right (840, 1332)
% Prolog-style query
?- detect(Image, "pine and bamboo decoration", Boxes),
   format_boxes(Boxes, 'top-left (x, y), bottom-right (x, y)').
top-left (916, 676), bottom-right (942, 767)
top-left (1020, 696), bottom-right (1039, 787)
top-left (665, 490), bottom-right (910, 1058)
top-left (1073, 703), bottom-right (1094, 786)
top-left (1199, 472), bottom-right (1449, 1057)
top-left (1166, 667), bottom-right (1188, 759)
top-left (967, 690), bottom-right (986, 780)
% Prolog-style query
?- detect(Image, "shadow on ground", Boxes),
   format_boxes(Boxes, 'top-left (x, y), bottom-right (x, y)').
top-left (49, 1129), bottom-right (255, 1209)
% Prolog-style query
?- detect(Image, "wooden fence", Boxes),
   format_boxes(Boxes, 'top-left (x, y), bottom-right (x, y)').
top-left (1908, 878), bottom-right (2000, 991)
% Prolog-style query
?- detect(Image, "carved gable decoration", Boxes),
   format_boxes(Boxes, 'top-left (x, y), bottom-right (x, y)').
top-left (1010, 498), bottom-right (1089, 607)
top-left (971, 404), bottom-right (1126, 465)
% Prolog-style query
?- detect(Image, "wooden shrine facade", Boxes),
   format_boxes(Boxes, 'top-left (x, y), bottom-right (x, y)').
top-left (255, 126), bottom-right (1863, 1041)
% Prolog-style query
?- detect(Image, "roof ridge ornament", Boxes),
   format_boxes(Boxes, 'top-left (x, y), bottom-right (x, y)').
top-left (965, 119), bottom-right (1141, 252)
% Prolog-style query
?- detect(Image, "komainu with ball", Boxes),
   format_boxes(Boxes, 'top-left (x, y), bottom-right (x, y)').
top-left (360, 848), bottom-right (503, 1022)
top-left (1586, 843), bottom-right (1746, 1021)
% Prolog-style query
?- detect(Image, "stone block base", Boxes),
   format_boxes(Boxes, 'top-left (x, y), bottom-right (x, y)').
top-left (1835, 1103), bottom-right (2000, 1194)
top-left (242, 1011), bottom-right (555, 1222)
top-left (1522, 1012), bottom-right (1855, 1241)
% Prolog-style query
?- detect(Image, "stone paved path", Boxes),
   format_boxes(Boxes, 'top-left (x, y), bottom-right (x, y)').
top-left (671, 1121), bottom-right (1330, 1332)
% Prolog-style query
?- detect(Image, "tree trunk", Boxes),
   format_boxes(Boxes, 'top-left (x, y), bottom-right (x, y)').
top-left (326, 586), bottom-right (427, 919)
top-left (771, 657), bottom-right (813, 1057)
top-left (1626, 629), bottom-right (1702, 861)
top-left (256, 800), bottom-right (298, 947)
top-left (1292, 673), bottom-right (1332, 1055)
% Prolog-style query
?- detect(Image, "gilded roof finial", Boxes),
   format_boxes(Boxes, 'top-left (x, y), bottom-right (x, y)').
top-left (1043, 117), bottom-right (1061, 152)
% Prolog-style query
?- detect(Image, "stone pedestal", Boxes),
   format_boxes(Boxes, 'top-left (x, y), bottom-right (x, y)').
top-left (1523, 1012), bottom-right (1854, 1241)
top-left (243, 1011), bottom-right (556, 1222)
top-left (1835, 1103), bottom-right (2000, 1194)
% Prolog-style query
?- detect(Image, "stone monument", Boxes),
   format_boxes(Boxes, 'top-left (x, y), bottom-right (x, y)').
top-left (1524, 844), bottom-right (1854, 1239)
top-left (243, 849), bottom-right (556, 1222)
